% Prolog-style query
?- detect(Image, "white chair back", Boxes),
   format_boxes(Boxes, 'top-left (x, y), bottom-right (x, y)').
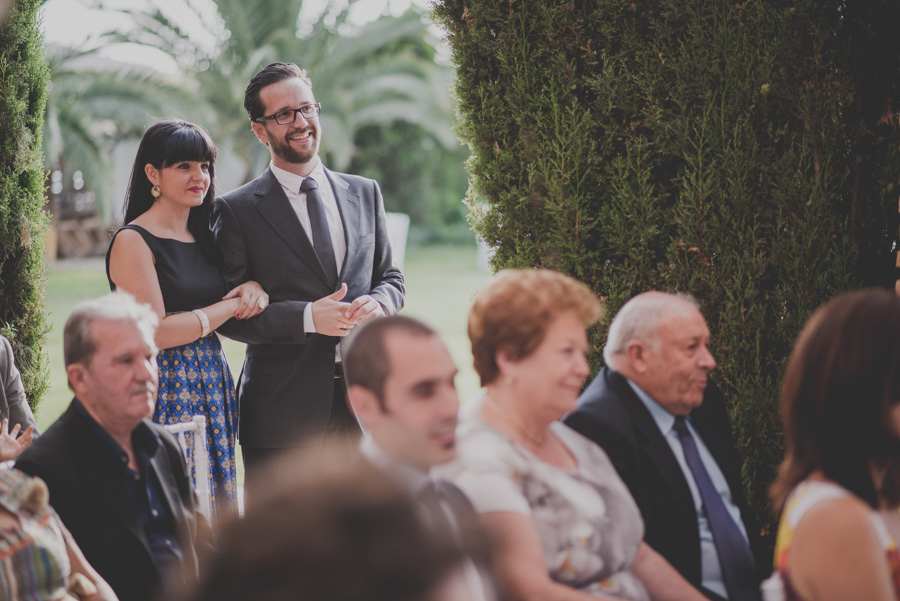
top-left (163, 416), bottom-right (212, 522)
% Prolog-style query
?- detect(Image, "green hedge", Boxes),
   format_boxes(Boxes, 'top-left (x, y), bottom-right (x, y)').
top-left (0, 0), bottom-right (51, 413)
top-left (433, 0), bottom-right (900, 549)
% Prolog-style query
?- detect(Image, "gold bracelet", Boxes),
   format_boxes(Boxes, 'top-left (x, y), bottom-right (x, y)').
top-left (192, 309), bottom-right (210, 337)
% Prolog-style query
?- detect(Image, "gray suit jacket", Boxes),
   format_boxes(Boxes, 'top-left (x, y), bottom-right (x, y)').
top-left (0, 335), bottom-right (38, 433)
top-left (212, 166), bottom-right (404, 447)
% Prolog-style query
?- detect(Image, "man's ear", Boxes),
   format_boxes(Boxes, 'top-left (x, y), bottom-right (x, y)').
top-left (347, 385), bottom-right (380, 427)
top-left (251, 122), bottom-right (269, 146)
top-left (624, 340), bottom-right (650, 374)
top-left (66, 363), bottom-right (88, 397)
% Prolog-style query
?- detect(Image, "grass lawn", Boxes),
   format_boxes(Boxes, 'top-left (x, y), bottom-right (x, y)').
top-left (37, 244), bottom-right (491, 480)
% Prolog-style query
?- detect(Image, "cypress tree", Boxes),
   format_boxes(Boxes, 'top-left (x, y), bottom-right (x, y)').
top-left (433, 0), bottom-right (900, 546)
top-left (0, 0), bottom-right (51, 412)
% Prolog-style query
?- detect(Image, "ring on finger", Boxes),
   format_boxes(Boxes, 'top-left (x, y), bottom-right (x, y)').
top-left (257, 297), bottom-right (267, 310)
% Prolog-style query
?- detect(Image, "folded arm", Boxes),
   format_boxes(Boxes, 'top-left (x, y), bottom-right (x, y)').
top-left (108, 228), bottom-right (266, 349)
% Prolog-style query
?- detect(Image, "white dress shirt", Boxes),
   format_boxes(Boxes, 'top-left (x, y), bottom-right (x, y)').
top-left (627, 379), bottom-right (749, 600)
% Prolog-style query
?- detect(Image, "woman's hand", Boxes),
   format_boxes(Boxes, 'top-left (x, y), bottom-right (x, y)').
top-left (0, 418), bottom-right (34, 461)
top-left (224, 281), bottom-right (269, 320)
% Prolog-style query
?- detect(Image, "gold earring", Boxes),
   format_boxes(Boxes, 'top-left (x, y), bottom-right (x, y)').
top-left (151, 185), bottom-right (161, 198)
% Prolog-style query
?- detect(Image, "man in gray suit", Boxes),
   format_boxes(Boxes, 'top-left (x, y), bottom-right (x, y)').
top-left (212, 62), bottom-right (404, 502)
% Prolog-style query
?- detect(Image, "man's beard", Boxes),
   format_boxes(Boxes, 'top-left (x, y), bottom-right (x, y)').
top-left (269, 126), bottom-right (318, 165)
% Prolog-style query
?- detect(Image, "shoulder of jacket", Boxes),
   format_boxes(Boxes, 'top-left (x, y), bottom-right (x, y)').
top-left (218, 174), bottom-right (268, 204)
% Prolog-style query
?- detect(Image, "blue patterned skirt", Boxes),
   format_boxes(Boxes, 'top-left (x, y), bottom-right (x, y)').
top-left (154, 333), bottom-right (238, 526)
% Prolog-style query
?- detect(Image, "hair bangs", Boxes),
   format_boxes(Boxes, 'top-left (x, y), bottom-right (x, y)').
top-left (161, 125), bottom-right (216, 167)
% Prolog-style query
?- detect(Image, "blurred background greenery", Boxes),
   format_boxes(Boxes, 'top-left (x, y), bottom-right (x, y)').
top-left (42, 0), bottom-right (473, 247)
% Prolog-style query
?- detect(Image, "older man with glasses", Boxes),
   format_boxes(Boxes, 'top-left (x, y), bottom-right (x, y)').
top-left (211, 62), bottom-right (404, 509)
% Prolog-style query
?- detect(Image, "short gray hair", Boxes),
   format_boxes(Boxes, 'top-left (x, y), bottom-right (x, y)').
top-left (64, 292), bottom-right (159, 368)
top-left (604, 292), bottom-right (700, 368)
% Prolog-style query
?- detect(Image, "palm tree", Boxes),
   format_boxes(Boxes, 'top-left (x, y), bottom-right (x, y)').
top-left (113, 0), bottom-right (457, 184)
top-left (43, 43), bottom-right (196, 220)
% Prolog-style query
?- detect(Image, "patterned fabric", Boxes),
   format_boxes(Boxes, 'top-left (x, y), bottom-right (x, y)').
top-left (155, 333), bottom-right (237, 525)
top-left (443, 405), bottom-right (649, 600)
top-left (768, 480), bottom-right (900, 601)
top-left (0, 469), bottom-right (73, 601)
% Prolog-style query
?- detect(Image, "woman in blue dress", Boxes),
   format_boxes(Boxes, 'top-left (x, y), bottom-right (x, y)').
top-left (106, 119), bottom-right (268, 525)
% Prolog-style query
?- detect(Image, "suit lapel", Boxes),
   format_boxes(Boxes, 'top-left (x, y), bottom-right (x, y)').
top-left (253, 168), bottom-right (332, 287)
top-left (609, 371), bottom-right (695, 504)
top-left (325, 168), bottom-right (360, 281)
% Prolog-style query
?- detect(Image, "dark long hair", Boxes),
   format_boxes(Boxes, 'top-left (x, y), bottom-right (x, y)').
top-left (123, 119), bottom-right (217, 257)
top-left (771, 289), bottom-right (900, 511)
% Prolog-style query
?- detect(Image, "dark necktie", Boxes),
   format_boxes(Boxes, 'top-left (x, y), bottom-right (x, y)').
top-left (300, 176), bottom-right (338, 287)
top-left (672, 416), bottom-right (760, 601)
top-left (417, 481), bottom-right (455, 537)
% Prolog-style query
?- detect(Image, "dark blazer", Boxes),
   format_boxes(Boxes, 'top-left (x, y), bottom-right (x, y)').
top-left (212, 167), bottom-right (404, 448)
top-left (14, 401), bottom-right (205, 601)
top-left (563, 368), bottom-right (765, 593)
top-left (359, 453), bottom-right (497, 600)
top-left (358, 453), bottom-right (482, 542)
top-left (0, 335), bottom-right (38, 433)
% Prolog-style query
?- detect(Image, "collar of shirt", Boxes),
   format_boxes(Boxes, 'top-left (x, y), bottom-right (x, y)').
top-left (359, 435), bottom-right (435, 495)
top-left (267, 159), bottom-right (347, 280)
top-left (625, 379), bottom-right (682, 435)
top-left (72, 398), bottom-right (161, 471)
top-left (269, 157), bottom-right (324, 194)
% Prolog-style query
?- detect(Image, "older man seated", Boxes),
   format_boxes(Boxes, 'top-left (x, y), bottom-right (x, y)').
top-left (15, 292), bottom-right (208, 601)
top-left (565, 292), bottom-right (765, 601)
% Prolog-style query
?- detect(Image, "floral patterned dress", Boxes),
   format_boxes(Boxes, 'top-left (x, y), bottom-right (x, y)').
top-left (762, 480), bottom-right (900, 601)
top-left (442, 401), bottom-right (649, 600)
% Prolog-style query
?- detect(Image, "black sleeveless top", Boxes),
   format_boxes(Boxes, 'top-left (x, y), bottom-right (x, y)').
top-left (105, 224), bottom-right (228, 314)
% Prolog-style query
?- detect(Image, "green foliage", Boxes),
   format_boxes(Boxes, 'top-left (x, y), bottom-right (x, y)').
top-left (70, 0), bottom-right (469, 234)
top-left (0, 0), bottom-right (51, 411)
top-left (434, 0), bottom-right (900, 549)
top-left (112, 0), bottom-right (461, 190)
top-left (348, 122), bottom-right (472, 243)
top-left (43, 45), bottom-right (198, 220)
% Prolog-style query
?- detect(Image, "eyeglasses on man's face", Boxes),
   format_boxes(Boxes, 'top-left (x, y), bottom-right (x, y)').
top-left (254, 103), bottom-right (322, 125)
